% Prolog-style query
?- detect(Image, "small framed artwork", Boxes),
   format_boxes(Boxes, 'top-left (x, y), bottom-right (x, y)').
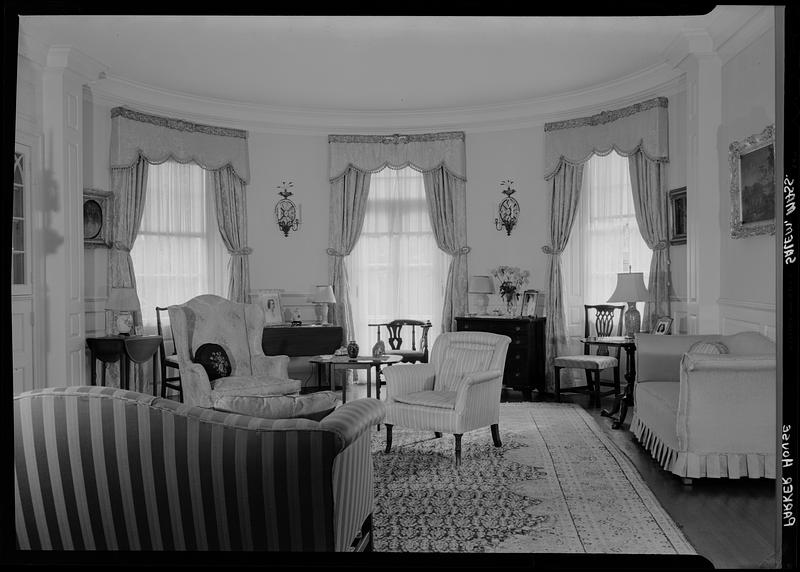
top-left (667, 187), bottom-right (687, 245)
top-left (520, 289), bottom-right (540, 317)
top-left (83, 188), bottom-right (113, 247)
top-left (651, 316), bottom-right (673, 335)
top-left (251, 289), bottom-right (284, 325)
top-left (729, 124), bottom-right (776, 239)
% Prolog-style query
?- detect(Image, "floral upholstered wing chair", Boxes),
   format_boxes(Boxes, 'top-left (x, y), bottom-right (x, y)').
top-left (382, 331), bottom-right (511, 465)
top-left (168, 294), bottom-right (301, 407)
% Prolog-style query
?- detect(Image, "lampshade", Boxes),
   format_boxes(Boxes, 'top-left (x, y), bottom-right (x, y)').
top-left (607, 272), bottom-right (649, 303)
top-left (469, 275), bottom-right (495, 294)
top-left (312, 285), bottom-right (336, 304)
top-left (106, 287), bottom-right (141, 312)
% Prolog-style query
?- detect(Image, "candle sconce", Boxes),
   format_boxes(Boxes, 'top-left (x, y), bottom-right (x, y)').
top-left (495, 179), bottom-right (520, 236)
top-left (275, 181), bottom-right (301, 237)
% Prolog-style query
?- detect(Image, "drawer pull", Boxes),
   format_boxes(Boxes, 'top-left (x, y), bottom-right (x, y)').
top-left (514, 326), bottom-right (521, 331)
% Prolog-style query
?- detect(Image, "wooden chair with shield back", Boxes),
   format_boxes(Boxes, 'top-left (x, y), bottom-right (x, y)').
top-left (379, 319), bottom-right (433, 364)
top-left (156, 306), bottom-right (183, 402)
top-left (553, 304), bottom-right (625, 407)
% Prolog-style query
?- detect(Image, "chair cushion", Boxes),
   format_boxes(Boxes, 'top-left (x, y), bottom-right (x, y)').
top-left (212, 375), bottom-right (301, 396)
top-left (688, 341), bottom-right (729, 355)
top-left (436, 346), bottom-right (495, 391)
top-left (213, 391), bottom-right (339, 421)
top-left (554, 355), bottom-right (618, 369)
top-left (393, 390), bottom-right (457, 410)
top-left (194, 343), bottom-right (232, 381)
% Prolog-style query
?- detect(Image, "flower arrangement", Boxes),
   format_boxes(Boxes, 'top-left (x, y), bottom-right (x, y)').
top-left (490, 266), bottom-right (530, 315)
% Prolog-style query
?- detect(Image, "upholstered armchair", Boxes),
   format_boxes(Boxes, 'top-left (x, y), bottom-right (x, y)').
top-left (631, 331), bottom-right (776, 484)
top-left (14, 386), bottom-right (386, 551)
top-left (382, 331), bottom-right (511, 465)
top-left (168, 294), bottom-right (301, 407)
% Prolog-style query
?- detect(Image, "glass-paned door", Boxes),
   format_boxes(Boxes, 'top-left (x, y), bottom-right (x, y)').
top-left (12, 151), bottom-right (26, 287)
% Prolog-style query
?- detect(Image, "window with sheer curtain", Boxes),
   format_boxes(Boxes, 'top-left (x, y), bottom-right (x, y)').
top-left (346, 166), bottom-right (450, 357)
top-left (562, 151), bottom-right (652, 337)
top-left (131, 160), bottom-right (229, 330)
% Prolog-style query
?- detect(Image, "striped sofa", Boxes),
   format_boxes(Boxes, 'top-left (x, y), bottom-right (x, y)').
top-left (14, 386), bottom-right (385, 551)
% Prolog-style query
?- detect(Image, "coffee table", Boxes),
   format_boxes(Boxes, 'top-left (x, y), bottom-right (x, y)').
top-left (309, 354), bottom-right (403, 403)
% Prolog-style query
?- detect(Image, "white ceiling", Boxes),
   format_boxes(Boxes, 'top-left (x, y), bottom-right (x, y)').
top-left (20, 9), bottom-right (765, 114)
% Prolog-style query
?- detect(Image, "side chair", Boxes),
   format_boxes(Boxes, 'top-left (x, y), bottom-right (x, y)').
top-left (553, 304), bottom-right (625, 407)
top-left (156, 306), bottom-right (183, 402)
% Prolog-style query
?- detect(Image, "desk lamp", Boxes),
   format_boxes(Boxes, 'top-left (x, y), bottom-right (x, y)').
top-left (607, 271), bottom-right (649, 338)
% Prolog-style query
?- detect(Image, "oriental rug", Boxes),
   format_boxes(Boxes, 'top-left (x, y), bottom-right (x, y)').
top-left (370, 402), bottom-right (696, 554)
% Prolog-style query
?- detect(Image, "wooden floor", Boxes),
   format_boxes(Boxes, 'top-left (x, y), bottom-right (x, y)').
top-left (341, 381), bottom-right (777, 569)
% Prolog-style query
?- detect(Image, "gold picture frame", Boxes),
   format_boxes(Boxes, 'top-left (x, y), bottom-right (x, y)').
top-left (667, 187), bottom-right (686, 245)
top-left (729, 124), bottom-right (776, 239)
top-left (83, 188), bottom-right (113, 247)
top-left (651, 316), bottom-right (673, 335)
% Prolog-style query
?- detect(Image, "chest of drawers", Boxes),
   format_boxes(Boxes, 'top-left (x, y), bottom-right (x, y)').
top-left (454, 316), bottom-right (545, 400)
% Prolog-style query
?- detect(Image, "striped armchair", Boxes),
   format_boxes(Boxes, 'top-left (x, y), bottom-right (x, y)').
top-left (14, 386), bottom-right (385, 551)
top-left (383, 331), bottom-right (511, 465)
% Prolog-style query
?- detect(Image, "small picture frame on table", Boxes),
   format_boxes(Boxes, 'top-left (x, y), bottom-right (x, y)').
top-left (652, 316), bottom-right (673, 335)
top-left (83, 188), bottom-right (113, 247)
top-left (520, 289), bottom-right (540, 317)
top-left (251, 289), bottom-right (284, 325)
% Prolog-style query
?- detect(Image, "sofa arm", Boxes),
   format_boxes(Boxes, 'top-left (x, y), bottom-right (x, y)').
top-left (676, 353), bottom-right (776, 454)
top-left (383, 363), bottom-right (435, 400)
top-left (252, 354), bottom-right (290, 378)
top-left (320, 398), bottom-right (386, 450)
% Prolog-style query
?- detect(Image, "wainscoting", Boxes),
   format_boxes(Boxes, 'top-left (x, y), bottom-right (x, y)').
top-left (669, 297), bottom-right (775, 340)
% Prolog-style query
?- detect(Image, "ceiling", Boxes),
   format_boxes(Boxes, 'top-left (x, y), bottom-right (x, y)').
top-left (20, 9), bottom-right (765, 114)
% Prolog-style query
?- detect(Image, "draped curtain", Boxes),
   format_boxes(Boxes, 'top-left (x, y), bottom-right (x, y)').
top-left (109, 106), bottom-right (252, 302)
top-left (327, 132), bottom-right (468, 342)
top-left (542, 97), bottom-right (670, 392)
top-left (628, 150), bottom-right (671, 331)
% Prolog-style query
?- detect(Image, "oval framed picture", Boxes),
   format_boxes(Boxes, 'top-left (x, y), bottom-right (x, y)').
top-left (83, 188), bottom-right (113, 247)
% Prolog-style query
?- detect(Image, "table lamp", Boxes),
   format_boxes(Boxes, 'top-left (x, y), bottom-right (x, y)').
top-left (106, 287), bottom-right (141, 336)
top-left (469, 275), bottom-right (495, 316)
top-left (312, 285), bottom-right (336, 325)
top-left (607, 271), bottom-right (649, 338)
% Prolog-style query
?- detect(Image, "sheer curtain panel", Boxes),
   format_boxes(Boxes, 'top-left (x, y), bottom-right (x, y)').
top-left (347, 167), bottom-right (450, 355)
top-left (131, 160), bottom-right (229, 330)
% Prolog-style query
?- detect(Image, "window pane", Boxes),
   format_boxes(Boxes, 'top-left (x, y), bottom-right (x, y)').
top-left (12, 220), bottom-right (24, 251)
top-left (12, 253), bottom-right (24, 285)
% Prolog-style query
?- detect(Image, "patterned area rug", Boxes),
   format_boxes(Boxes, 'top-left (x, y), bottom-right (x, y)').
top-left (370, 402), bottom-right (696, 554)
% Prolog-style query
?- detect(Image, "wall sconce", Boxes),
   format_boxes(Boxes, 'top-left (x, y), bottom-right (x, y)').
top-left (275, 181), bottom-right (301, 237)
top-left (495, 179), bottom-right (520, 236)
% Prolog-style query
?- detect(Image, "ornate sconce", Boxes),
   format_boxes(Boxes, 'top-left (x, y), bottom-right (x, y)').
top-left (495, 179), bottom-right (519, 236)
top-left (275, 181), bottom-right (301, 237)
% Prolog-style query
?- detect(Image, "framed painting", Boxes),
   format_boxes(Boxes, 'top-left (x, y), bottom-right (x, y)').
top-left (667, 187), bottom-right (687, 245)
top-left (83, 188), bottom-right (113, 247)
top-left (729, 124), bottom-right (776, 239)
top-left (520, 289), bottom-right (539, 317)
top-left (251, 289), bottom-right (285, 325)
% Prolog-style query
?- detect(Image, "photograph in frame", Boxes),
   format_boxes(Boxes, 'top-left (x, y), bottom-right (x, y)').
top-left (251, 289), bottom-right (284, 324)
top-left (521, 289), bottom-right (540, 317)
top-left (651, 316), bottom-right (673, 335)
top-left (729, 124), bottom-right (776, 239)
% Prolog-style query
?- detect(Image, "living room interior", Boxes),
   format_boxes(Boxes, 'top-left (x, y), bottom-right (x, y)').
top-left (11, 7), bottom-right (784, 568)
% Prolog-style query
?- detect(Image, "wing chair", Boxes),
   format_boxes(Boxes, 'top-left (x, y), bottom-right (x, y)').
top-left (382, 331), bottom-right (511, 465)
top-left (168, 294), bottom-right (301, 408)
top-left (631, 331), bottom-right (776, 484)
top-left (14, 386), bottom-right (385, 551)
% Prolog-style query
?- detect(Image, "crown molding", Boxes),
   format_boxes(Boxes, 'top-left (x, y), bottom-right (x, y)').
top-left (45, 46), bottom-right (108, 81)
top-left (664, 29), bottom-right (716, 69)
top-left (17, 31), bottom-right (48, 68)
top-left (715, 6), bottom-right (774, 64)
top-left (89, 62), bottom-right (684, 135)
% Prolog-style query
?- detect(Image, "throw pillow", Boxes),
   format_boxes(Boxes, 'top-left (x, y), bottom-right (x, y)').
top-left (213, 391), bottom-right (340, 421)
top-left (688, 340), bottom-right (729, 355)
top-left (194, 343), bottom-right (232, 381)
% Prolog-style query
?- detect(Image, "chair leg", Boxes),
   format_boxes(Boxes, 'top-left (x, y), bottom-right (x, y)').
top-left (454, 434), bottom-right (463, 466)
top-left (614, 365), bottom-right (621, 395)
top-left (491, 424), bottom-right (502, 447)
top-left (434, 432), bottom-right (442, 438)
top-left (385, 424), bottom-right (393, 454)
top-left (554, 367), bottom-right (562, 401)
top-left (365, 513), bottom-right (374, 552)
top-left (593, 369), bottom-right (602, 408)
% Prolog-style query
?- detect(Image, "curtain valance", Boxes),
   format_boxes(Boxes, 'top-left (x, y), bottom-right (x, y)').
top-left (328, 132), bottom-right (466, 181)
top-left (109, 107), bottom-right (251, 183)
top-left (543, 97), bottom-right (669, 180)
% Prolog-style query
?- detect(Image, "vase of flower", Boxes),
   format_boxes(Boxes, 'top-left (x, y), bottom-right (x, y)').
top-left (491, 265), bottom-right (531, 317)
